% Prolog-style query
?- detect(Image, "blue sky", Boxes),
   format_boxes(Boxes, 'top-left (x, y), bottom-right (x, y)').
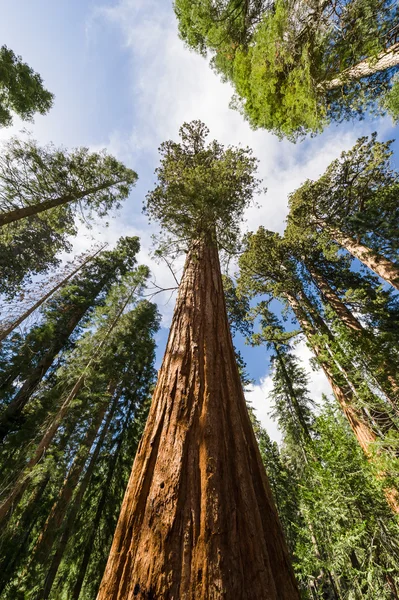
top-left (2, 0), bottom-right (398, 441)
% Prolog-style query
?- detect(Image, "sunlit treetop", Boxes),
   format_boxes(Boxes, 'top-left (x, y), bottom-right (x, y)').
top-left (286, 133), bottom-right (399, 256)
top-left (144, 120), bottom-right (261, 255)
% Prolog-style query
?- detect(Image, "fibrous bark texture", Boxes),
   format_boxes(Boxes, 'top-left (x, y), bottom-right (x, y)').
top-left (325, 226), bottom-right (399, 290)
top-left (97, 241), bottom-right (299, 600)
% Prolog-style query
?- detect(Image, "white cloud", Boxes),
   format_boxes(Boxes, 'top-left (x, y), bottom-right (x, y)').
top-left (247, 337), bottom-right (333, 444)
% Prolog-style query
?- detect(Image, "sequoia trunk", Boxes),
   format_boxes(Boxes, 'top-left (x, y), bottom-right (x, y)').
top-left (97, 241), bottom-right (299, 600)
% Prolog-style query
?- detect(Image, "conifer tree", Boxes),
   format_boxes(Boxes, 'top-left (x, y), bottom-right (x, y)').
top-left (0, 236), bottom-right (139, 442)
top-left (97, 121), bottom-right (299, 599)
top-left (287, 134), bottom-right (399, 288)
top-left (0, 279), bottom-right (160, 598)
top-left (0, 137), bottom-right (137, 295)
top-left (0, 45), bottom-right (54, 127)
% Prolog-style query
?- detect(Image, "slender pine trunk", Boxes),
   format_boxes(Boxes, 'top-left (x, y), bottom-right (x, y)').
top-left (286, 292), bottom-right (399, 513)
top-left (38, 392), bottom-right (121, 600)
top-left (321, 224), bottom-right (399, 290)
top-left (97, 241), bottom-right (299, 600)
top-left (308, 265), bottom-right (399, 409)
top-left (0, 245), bottom-right (105, 343)
top-left (72, 398), bottom-right (138, 600)
top-left (0, 290), bottom-right (133, 524)
top-left (29, 389), bottom-right (114, 568)
top-left (0, 181), bottom-right (119, 228)
top-left (322, 41), bottom-right (399, 90)
top-left (274, 345), bottom-right (312, 441)
top-left (0, 274), bottom-right (110, 442)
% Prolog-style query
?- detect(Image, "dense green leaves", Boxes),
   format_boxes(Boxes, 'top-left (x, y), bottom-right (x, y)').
top-left (144, 120), bottom-right (261, 254)
top-left (0, 46), bottom-right (54, 127)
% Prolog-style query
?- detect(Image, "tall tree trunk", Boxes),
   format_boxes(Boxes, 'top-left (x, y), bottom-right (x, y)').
top-left (97, 241), bottom-right (299, 600)
top-left (0, 274), bottom-right (111, 442)
top-left (286, 292), bottom-right (399, 513)
top-left (38, 391), bottom-right (122, 600)
top-left (273, 345), bottom-right (312, 442)
top-left (0, 245), bottom-right (105, 343)
top-left (30, 388), bottom-right (116, 569)
top-left (322, 41), bottom-right (399, 90)
top-left (321, 223), bottom-right (399, 290)
top-left (308, 265), bottom-right (399, 408)
top-left (0, 290), bottom-right (134, 525)
top-left (0, 180), bottom-right (120, 228)
top-left (72, 400), bottom-right (135, 600)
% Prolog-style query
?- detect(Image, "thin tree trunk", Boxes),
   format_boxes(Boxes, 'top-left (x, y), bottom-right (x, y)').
top-left (286, 292), bottom-right (399, 513)
top-left (30, 387), bottom-right (116, 568)
top-left (72, 401), bottom-right (134, 600)
top-left (39, 391), bottom-right (122, 600)
top-left (322, 224), bottom-right (399, 290)
top-left (0, 288), bottom-right (135, 524)
top-left (0, 244), bottom-right (106, 343)
top-left (0, 272), bottom-right (112, 442)
top-left (322, 41), bottom-right (399, 90)
top-left (97, 241), bottom-right (299, 600)
top-left (0, 180), bottom-right (121, 228)
top-left (308, 265), bottom-right (399, 407)
top-left (274, 345), bottom-right (312, 442)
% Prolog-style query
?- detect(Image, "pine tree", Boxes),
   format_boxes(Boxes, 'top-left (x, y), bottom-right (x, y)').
top-left (97, 121), bottom-right (299, 599)
top-left (0, 275), bottom-right (160, 598)
top-left (0, 137), bottom-right (137, 295)
top-left (287, 134), bottom-right (399, 288)
top-left (0, 236), bottom-right (139, 443)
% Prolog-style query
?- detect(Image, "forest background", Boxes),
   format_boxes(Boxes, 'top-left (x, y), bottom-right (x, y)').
top-left (2, 0), bottom-right (398, 441)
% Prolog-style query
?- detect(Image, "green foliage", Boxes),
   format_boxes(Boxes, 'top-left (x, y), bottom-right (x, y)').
top-left (0, 137), bottom-right (137, 295)
top-left (144, 120), bottom-right (260, 254)
top-left (287, 133), bottom-right (399, 260)
top-left (0, 45), bottom-right (54, 127)
top-left (175, 0), bottom-right (399, 138)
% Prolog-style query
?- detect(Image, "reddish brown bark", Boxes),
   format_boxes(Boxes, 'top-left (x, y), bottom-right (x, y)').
top-left (97, 241), bottom-right (299, 600)
top-left (308, 265), bottom-right (399, 408)
top-left (323, 224), bottom-right (399, 290)
top-left (286, 292), bottom-right (399, 513)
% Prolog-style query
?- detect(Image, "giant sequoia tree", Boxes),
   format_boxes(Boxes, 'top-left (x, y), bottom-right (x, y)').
top-left (97, 121), bottom-right (299, 599)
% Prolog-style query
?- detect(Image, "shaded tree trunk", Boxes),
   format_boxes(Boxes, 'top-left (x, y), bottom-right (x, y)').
top-left (322, 224), bottom-right (399, 290)
top-left (308, 264), bottom-right (399, 408)
top-left (97, 241), bottom-right (299, 600)
top-left (273, 345), bottom-right (312, 442)
top-left (39, 391), bottom-right (122, 600)
top-left (0, 290), bottom-right (133, 525)
top-left (72, 398), bottom-right (139, 600)
top-left (0, 181), bottom-right (120, 228)
top-left (0, 245), bottom-right (105, 343)
top-left (286, 292), bottom-right (399, 513)
top-left (322, 41), bottom-right (399, 90)
top-left (30, 388), bottom-right (115, 569)
top-left (0, 274), bottom-right (111, 442)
